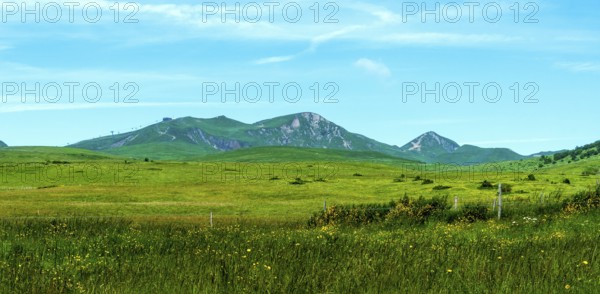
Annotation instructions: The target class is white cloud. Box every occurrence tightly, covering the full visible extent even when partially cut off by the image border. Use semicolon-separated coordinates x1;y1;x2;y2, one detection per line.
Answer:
377;33;519;45
307;25;365;51
556;62;600;73
354;58;391;78
396;118;473;126
465;137;577;146
253;55;296;65
0;102;225;113
344;2;401;24
0;1;534;52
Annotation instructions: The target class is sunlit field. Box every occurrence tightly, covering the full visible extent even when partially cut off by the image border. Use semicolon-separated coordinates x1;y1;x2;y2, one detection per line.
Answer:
1;147;599;221
0;147;599;292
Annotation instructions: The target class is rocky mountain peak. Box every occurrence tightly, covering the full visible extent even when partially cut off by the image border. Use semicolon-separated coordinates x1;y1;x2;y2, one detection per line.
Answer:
400;131;460;155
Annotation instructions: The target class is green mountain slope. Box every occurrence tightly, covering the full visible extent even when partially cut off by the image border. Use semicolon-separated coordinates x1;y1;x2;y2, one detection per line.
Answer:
197;146;417;164
399;131;460;161
399;132;524;163
70;112;413;161
435;144;525;164
69;113;534;164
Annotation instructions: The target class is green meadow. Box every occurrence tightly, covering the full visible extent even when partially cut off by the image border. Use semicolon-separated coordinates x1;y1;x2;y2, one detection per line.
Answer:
0;146;598;220
0;146;599;292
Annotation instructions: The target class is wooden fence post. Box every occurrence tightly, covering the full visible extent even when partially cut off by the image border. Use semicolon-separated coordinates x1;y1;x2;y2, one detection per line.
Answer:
210;211;213;228
539;192;544;205
324;200;327;212
497;183;502;220
492;199;496;211
454;196;458;211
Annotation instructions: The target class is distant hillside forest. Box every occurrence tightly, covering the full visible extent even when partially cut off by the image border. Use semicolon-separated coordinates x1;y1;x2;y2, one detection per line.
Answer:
553;140;600;161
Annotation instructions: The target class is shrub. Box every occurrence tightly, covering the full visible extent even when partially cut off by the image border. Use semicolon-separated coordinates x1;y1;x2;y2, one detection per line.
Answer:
457;204;489;223
353;173;363;177
500;183;513;193
308;202;395;226
527;174;536;181
581;167;599;176
386;195;449;224
563;178;571;185
421;179;434;185
432;185;451;190
289;178;306;185
479;180;494;189
562;186;600;212
414;176;422;181
309;195;451;226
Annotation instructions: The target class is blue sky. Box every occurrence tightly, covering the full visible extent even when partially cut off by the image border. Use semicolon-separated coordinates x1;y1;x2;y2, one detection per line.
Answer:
0;0;598;155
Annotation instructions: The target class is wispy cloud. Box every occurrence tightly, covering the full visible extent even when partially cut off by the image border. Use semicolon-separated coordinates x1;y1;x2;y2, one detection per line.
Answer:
354;58;391;78
556;62;600;73
253;55;296;65
395;118;473;126
465;137;577;146
377;33;520;45
254;25;365;65
0;61;204;82
344;1;401;24
0;102;227;113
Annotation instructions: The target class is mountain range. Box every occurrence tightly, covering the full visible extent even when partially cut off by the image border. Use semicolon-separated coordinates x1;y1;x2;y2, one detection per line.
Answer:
68;112;527;164
0;140;7;148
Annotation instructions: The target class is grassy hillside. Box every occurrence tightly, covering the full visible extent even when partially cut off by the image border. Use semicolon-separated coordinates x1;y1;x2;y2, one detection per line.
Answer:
102;142;216;161
553;140;600;161
0;147;118;162
196;146;417;164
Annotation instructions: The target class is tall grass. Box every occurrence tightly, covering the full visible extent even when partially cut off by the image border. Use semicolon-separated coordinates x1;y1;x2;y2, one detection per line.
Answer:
0;210;598;293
